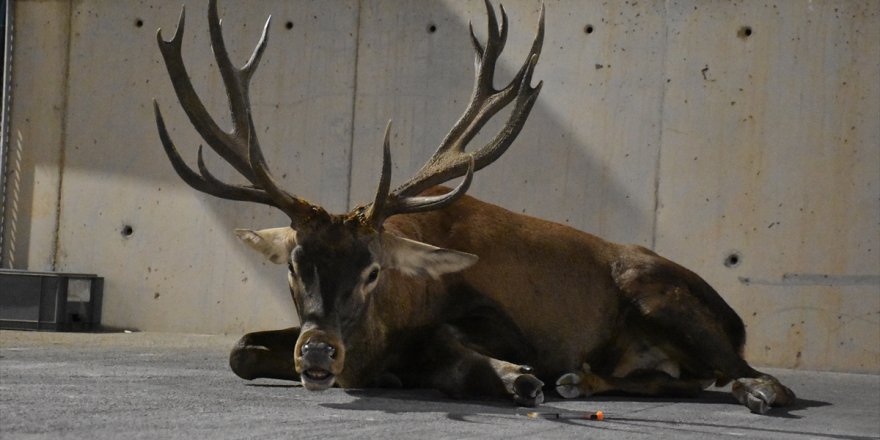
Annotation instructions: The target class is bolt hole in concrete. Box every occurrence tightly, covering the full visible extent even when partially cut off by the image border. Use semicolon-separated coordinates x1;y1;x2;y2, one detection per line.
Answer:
427;23;437;33
122;225;134;238
737;25;752;39
584;24;594;34
285;21;293;30
135;18;144;28
724;252;742;268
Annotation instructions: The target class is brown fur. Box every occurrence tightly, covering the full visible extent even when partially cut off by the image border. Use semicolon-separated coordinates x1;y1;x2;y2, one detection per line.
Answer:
231;187;796;413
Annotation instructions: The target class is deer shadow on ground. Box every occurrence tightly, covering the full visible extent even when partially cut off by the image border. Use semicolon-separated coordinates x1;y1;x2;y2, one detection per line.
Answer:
318;388;843;438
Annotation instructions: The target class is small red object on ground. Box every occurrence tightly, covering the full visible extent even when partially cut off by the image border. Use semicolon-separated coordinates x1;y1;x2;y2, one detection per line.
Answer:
526;410;605;420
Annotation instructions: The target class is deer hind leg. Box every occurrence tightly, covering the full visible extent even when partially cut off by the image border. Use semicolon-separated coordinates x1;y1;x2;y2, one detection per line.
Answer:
555;338;709;399
229;327;300;381
555;362;707;399
612;260;796;413
402;324;544;406
636;295;795;414
730;374;796;414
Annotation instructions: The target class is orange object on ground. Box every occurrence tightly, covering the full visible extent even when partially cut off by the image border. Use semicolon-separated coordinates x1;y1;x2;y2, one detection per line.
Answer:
525;410;605;420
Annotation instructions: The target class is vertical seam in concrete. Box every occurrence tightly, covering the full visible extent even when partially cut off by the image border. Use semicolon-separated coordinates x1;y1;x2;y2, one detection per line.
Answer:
344;0;363;211
650;0;672;251
0;0;15;266
51;2;74;271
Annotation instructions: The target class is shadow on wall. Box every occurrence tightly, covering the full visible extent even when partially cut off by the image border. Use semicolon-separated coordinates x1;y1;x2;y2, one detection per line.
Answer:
348;0;654;246
3;0;673;333
18;0;650;255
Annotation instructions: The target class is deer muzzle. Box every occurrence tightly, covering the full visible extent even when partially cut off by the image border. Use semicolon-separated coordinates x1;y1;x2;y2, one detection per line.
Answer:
294;328;346;391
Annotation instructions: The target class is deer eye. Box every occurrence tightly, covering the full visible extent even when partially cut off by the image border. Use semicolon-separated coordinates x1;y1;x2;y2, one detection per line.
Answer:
366;267;380;284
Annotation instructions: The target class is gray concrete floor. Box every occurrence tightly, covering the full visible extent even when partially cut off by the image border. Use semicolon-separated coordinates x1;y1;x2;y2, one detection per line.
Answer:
1;330;878;440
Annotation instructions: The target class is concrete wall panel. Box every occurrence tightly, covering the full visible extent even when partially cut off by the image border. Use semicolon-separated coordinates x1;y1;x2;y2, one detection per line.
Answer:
655;0;880;372
3;1;71;271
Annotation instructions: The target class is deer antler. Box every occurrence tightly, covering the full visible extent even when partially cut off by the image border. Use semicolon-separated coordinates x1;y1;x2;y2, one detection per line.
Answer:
364;0;545;228
153;0;328;231
155;0;543;233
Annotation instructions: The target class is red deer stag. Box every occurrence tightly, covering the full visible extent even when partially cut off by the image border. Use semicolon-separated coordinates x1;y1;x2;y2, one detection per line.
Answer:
154;0;795;413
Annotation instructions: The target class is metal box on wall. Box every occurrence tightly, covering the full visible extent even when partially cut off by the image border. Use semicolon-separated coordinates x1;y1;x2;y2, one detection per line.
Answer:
0;269;103;331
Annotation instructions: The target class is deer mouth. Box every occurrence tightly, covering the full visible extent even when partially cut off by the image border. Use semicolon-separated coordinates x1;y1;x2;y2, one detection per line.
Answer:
295;330;345;391
302;368;335;390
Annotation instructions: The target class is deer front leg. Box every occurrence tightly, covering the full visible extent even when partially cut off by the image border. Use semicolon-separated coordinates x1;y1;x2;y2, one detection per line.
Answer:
489;358;546;406
229;327;301;381
406;325;544;406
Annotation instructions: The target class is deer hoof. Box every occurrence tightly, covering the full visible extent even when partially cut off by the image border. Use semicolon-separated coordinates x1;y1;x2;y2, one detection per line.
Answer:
555;373;583;399
745;391;770;414
513;374;545;407
733;378;778;414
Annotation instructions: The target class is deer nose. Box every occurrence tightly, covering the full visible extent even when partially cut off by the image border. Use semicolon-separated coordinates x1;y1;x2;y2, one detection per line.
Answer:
301;341;336;358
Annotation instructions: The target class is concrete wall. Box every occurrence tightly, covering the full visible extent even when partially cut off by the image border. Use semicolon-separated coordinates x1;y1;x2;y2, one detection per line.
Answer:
4;0;878;373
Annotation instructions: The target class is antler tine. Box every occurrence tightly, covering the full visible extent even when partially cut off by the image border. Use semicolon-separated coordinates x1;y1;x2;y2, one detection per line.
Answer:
375;1;543;218
154;101;276;205
207;0;320;223
472;0;508;100
364;120;394;229
156;4;255;181
363;121;476;227
155;0;327;230
207;0;266;146
388;157;475;215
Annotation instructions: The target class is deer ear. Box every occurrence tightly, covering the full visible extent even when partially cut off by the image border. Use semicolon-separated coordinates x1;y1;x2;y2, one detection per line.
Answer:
381;232;478;279
235;227;298;264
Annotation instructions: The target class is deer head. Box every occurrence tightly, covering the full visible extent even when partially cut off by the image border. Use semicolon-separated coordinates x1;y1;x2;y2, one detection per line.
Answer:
154;0;543;390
